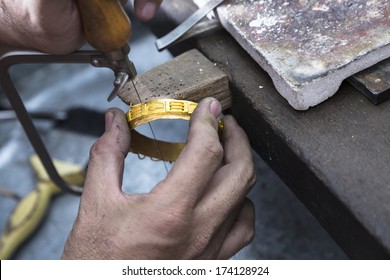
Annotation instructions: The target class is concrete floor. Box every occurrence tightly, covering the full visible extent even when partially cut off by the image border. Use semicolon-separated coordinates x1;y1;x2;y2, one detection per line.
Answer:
0;15;347;260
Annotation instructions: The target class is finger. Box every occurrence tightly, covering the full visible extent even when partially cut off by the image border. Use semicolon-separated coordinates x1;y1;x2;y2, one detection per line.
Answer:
83;108;131;199
153;98;223;205
197;116;256;222
194;199;242;259
194;198;254;259
217;199;255;259
222;115;253;165
133;0;163;21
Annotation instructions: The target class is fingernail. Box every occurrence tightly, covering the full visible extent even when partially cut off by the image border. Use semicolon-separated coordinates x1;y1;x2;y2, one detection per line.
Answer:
210;100;222;119
140;2;157;21
105;111;114;131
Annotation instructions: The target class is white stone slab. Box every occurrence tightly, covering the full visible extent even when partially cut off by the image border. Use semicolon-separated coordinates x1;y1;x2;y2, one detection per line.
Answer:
196;0;390;110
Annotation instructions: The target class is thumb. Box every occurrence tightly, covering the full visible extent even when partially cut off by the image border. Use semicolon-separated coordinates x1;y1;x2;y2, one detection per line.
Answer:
83;108;131;199
156;98;222;204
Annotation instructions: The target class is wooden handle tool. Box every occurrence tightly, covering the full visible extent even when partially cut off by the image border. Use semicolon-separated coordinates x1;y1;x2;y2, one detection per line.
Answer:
76;0;137;101
76;0;131;52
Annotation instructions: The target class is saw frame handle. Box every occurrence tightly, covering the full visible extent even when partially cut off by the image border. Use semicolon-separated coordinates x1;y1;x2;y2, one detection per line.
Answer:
76;0;132;52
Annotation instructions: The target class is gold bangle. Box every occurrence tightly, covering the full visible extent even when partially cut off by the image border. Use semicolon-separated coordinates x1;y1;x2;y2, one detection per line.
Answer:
126;99;223;162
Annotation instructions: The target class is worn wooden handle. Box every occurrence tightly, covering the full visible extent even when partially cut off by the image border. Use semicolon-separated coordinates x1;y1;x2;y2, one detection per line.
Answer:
76;0;131;52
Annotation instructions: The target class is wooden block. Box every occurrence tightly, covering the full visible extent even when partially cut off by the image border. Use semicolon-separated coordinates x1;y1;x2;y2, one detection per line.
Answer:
118;49;232;109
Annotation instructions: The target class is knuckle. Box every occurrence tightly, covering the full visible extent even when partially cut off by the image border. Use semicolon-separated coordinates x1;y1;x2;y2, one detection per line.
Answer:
89;138;126;164
191;230;212;254
243;221;255;245
202;140;223;163
236;160;256;190
89;140;107;158
247;167;257;187
89;138;123;159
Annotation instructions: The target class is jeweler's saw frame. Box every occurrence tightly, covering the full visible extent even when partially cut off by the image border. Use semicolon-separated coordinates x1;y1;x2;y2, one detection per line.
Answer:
0;49;134;194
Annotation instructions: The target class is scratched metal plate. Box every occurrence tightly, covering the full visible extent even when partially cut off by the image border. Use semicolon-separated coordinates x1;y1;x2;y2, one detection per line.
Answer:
211;0;390;110
349;57;390;104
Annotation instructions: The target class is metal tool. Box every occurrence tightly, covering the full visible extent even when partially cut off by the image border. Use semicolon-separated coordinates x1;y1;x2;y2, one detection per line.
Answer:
155;0;225;51
76;0;137;101
0;108;68;122
0;155;85;259
0;50;121;194
348;57;390;104
0;0;137;194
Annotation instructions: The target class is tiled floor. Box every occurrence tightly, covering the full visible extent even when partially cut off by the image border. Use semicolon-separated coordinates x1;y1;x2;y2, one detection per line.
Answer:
0;14;347;260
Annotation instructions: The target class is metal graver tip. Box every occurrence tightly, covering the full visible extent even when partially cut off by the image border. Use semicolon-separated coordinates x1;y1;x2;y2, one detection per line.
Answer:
107;72;129;102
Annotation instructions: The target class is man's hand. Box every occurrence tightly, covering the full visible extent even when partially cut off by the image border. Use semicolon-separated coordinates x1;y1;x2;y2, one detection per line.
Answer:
0;0;83;53
133;0;163;21
62;98;256;259
0;0;162;54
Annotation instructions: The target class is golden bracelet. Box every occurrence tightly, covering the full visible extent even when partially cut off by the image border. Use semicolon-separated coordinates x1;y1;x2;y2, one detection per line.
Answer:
126;99;223;162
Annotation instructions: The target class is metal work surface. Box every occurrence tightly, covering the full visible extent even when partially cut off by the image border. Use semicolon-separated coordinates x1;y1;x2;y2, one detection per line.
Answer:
212;0;390;110
0;15;346;259
349;57;390;104
151;0;390;259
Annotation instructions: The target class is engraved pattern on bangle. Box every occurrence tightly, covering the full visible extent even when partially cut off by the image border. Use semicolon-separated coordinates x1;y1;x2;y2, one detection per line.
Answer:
126;99;223;162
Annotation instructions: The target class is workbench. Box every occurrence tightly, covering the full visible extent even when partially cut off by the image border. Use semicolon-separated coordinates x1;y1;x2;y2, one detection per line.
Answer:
149;0;390;259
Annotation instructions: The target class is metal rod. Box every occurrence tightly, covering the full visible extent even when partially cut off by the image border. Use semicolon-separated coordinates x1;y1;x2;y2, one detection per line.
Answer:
155;0;224;51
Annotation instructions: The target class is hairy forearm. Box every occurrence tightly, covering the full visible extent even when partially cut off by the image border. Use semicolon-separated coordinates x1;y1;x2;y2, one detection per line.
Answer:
0;0;161;54
0;0;83;54
0;1;25;51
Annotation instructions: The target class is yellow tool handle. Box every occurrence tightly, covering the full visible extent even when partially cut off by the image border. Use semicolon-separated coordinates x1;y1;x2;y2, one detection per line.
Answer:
76;0;132;52
0;183;60;260
0;156;85;260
